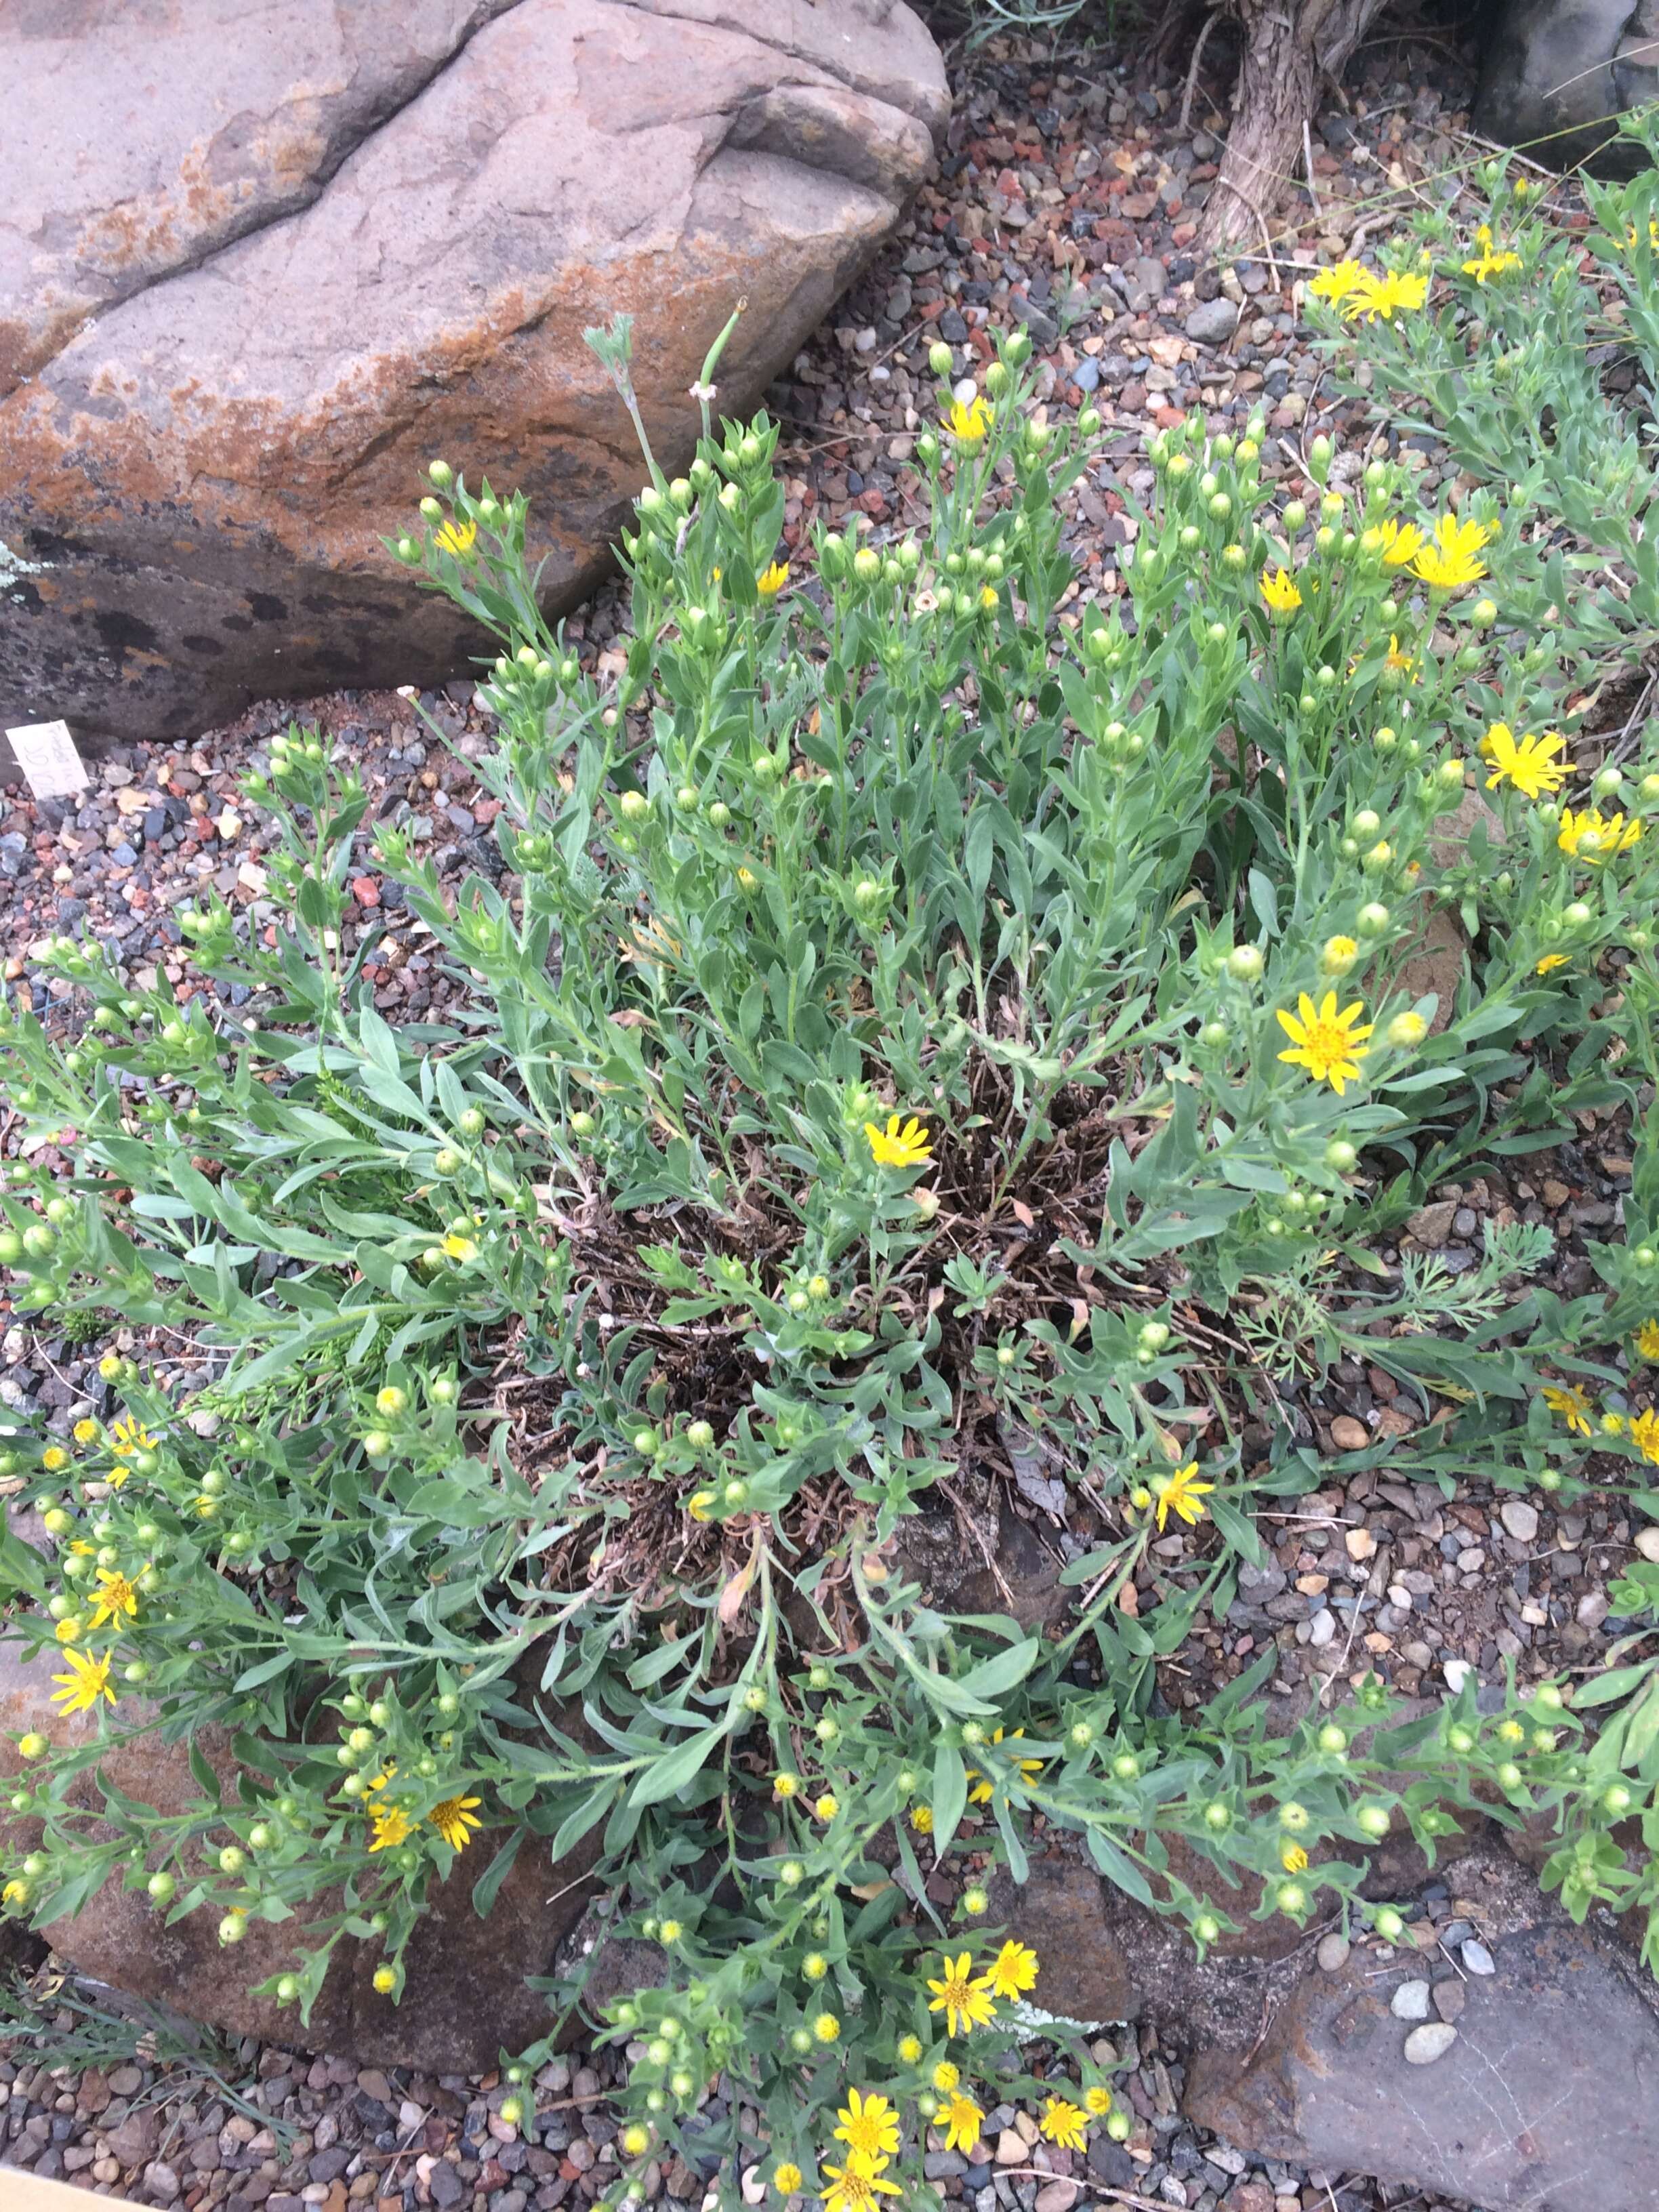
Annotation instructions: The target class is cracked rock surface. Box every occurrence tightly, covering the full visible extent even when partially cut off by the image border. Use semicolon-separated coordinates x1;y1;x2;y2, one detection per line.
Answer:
0;0;946;743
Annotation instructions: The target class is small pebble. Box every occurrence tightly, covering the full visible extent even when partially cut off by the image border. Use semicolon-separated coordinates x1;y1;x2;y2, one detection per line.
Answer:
1433;1978;1467;2022
1316;1933;1350;1972
1499;1500;1539;1542
1404;2022;1459;2064
1462;1939;1496;1975
1391;1980;1431;2020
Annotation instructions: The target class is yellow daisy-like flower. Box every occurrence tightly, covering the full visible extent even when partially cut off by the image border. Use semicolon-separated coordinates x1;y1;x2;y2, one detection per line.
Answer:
1280;1841;1310;1873
864;1115;933;1169
1084;2087;1114;2116
54;1618;84;1644
41;1447;69;1473
909;1805;934;1835
942;2091;985;2154
815;1793;840;1822
50;1645;115;1715
1629;1408;1659;1466
88;1568;141;1631
1259;565;1302;617
1483;724;1571;799
944;395;993;449
833;2090;900;2165
687;1490;716;1522
821;2158;900;2212
368;1803;415;1852
931;2060;960;2093
1149;1460;1214;1532
773;2163;804;2196
966;1727;1044;1805
926;1952;998;2037
1535;954;1570;975
1557;806;1642;863
1308;260;1371;309
429;1794;483;1851
1412;513;1493;591
1382;635;1415;677
756;562;790;598
1275;992;1374;1095
73;1418;100;1445
1375;519;1425;569
1633;1320;1659;1362
1343;268;1427;322
1541;1383;1593;1438
1039;2097;1088;2152
110;1416;157;1460
984;1938;1040;2001
434;518;478;560
897;2036;924;2066
1462;226;1523;283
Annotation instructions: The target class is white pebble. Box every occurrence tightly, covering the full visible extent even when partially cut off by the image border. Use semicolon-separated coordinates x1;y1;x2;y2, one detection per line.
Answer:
1404;2022;1458;2064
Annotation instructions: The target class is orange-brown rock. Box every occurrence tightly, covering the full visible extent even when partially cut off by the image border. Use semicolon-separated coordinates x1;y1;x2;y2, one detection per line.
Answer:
0;1639;603;2072
0;0;946;744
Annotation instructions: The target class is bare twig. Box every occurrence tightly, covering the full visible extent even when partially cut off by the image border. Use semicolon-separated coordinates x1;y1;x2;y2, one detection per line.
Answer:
1179;8;1225;134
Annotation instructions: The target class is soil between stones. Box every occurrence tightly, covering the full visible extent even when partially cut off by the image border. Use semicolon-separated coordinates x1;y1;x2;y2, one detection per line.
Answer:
1;16;1650;2212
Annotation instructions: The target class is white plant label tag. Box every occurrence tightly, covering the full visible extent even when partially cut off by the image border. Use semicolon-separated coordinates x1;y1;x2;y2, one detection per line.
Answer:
7;718;87;800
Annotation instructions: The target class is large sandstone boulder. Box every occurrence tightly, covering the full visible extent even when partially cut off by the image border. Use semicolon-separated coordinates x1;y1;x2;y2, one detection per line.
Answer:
1475;0;1659;174
0;1639;604;2073
0;0;946;745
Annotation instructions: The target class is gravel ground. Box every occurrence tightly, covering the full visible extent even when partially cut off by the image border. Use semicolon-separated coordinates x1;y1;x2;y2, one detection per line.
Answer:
0;1983;1465;2212
0;20;1641;2212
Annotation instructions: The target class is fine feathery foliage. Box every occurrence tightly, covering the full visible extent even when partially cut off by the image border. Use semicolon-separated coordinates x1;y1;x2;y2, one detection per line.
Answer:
1;251;1659;2198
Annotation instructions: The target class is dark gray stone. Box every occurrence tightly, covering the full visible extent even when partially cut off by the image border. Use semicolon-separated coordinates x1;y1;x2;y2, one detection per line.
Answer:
1476;0;1659;173
1185;298;1240;347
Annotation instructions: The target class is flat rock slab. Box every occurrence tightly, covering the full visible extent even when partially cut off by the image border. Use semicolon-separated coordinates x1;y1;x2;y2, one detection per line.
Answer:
0;0;946;743
1185;1887;1659;2211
